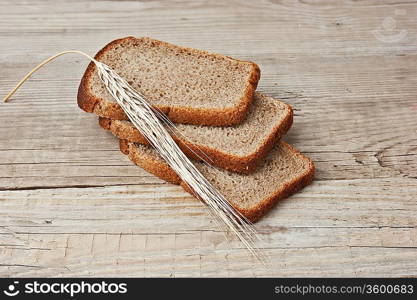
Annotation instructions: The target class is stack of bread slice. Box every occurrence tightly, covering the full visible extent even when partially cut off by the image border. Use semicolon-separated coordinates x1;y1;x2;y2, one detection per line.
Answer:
77;37;314;222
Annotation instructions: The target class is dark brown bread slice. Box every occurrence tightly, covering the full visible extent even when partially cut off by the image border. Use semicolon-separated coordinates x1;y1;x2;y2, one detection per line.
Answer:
78;36;260;126
119;139;314;222
100;92;293;174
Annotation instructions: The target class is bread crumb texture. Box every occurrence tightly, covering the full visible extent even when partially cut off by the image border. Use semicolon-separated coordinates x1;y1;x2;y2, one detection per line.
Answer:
89;37;258;109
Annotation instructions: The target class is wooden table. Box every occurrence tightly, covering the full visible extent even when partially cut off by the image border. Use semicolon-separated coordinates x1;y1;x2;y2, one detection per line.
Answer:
1;0;416;277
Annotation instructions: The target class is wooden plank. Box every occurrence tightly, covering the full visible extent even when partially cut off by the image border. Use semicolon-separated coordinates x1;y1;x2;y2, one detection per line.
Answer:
0;179;416;276
0;234;416;277
0;0;416;277
1;178;416;232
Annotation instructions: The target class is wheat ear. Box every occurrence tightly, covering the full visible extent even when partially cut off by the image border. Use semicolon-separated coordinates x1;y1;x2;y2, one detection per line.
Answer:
2;51;265;262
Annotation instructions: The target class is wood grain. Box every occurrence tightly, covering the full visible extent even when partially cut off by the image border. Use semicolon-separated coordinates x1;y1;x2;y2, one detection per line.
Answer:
0;0;416;277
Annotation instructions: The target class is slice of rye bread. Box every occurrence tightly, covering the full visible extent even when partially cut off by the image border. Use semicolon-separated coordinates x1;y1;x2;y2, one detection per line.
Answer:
78;36;260;126
119;139;314;222
99;92;293;174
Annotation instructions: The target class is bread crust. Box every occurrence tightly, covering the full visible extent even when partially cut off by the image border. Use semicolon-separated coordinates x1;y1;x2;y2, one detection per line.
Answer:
99;102;292;174
78;36;260;126
120;139;315;222
120;139;181;185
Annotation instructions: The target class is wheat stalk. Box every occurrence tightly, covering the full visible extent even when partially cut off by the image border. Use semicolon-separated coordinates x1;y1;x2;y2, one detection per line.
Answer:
2;51;265;262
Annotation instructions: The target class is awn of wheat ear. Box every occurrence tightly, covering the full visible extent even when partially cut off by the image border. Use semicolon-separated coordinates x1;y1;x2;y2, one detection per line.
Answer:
2;51;265;262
